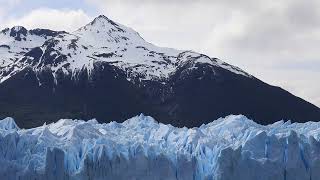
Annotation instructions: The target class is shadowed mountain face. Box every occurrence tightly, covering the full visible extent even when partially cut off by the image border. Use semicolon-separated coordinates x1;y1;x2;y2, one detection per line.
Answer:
0;15;319;128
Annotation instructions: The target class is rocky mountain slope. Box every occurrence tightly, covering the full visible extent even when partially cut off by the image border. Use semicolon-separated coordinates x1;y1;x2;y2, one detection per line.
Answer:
0;15;319;128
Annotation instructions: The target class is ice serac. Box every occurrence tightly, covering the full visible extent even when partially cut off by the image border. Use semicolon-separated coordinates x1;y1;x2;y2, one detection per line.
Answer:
0;114;320;180
0;117;19;131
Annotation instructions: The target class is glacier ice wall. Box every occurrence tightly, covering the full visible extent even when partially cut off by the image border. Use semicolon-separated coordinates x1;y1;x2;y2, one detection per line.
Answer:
0;114;320;180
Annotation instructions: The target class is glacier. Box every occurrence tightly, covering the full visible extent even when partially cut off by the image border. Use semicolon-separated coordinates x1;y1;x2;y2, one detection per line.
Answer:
0;114;320;180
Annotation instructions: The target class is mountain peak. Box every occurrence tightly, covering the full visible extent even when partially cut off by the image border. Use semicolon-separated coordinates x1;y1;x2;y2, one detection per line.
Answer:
88;15;120;28
76;14;126;34
75;15;145;45
11;26;27;32
94;15;112;21
6;26;28;41
1;26;27;36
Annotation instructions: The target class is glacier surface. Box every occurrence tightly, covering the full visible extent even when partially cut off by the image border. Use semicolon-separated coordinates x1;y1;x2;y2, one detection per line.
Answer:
0;114;320;180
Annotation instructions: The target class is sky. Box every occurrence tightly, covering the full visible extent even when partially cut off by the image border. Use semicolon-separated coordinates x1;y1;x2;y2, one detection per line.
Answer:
0;0;319;107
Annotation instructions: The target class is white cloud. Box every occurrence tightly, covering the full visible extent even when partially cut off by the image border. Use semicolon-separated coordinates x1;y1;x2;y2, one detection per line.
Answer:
0;0;23;22
1;8;93;32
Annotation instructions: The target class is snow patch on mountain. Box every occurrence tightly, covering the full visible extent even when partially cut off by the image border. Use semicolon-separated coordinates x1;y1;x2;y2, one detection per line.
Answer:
0;114;319;180
0;15;252;84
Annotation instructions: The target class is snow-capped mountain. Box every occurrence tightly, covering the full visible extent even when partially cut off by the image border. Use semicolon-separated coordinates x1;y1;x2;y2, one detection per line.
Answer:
0;15;319;128
0;26;64;76
1;114;320;180
0;15;249;84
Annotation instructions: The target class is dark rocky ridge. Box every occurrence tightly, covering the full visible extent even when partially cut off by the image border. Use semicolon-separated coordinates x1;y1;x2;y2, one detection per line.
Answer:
0;60;319;128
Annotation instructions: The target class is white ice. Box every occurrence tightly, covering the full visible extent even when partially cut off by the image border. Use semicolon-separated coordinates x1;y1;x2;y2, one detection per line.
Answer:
0;114;319;180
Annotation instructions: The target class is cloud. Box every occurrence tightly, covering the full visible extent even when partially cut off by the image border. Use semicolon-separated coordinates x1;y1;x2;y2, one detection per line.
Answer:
1;8;93;32
0;0;23;21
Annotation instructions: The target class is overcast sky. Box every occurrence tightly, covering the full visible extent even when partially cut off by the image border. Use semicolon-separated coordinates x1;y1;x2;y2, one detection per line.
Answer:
0;0;319;107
